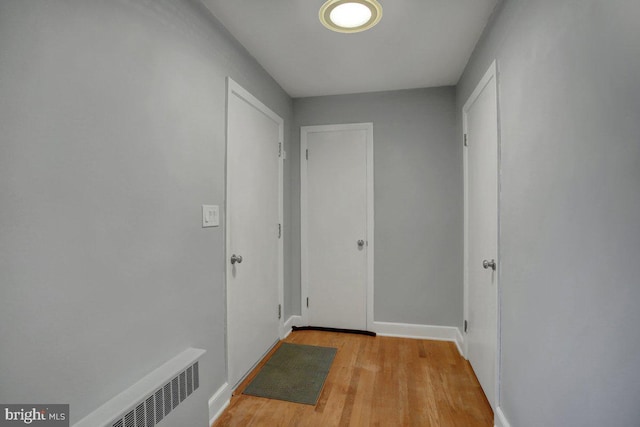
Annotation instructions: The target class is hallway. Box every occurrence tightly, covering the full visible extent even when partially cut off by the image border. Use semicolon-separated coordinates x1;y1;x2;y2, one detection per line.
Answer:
2;2;639;426
214;331;493;427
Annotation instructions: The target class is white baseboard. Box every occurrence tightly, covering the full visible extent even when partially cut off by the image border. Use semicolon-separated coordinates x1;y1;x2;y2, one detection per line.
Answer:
283;315;302;338
495;406;511;427
454;327;465;357
208;382;231;426
373;321;465;357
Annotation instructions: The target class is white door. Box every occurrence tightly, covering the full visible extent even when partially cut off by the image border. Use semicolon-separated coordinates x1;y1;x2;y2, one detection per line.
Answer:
301;124;374;331
464;62;499;410
226;79;283;388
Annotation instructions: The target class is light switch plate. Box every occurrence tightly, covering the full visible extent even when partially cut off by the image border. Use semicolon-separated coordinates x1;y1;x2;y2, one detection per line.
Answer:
202;205;219;227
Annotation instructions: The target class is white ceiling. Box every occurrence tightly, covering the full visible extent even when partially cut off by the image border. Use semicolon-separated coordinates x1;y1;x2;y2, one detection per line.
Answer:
202;0;500;98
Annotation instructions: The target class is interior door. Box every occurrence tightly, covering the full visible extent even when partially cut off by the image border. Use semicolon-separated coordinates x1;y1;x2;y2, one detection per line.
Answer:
465;65;499;410
302;124;372;331
227;79;282;388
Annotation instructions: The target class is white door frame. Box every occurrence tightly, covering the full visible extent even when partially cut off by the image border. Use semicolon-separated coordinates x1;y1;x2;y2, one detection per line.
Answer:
300;123;375;331
462;61;501;409
225;77;285;384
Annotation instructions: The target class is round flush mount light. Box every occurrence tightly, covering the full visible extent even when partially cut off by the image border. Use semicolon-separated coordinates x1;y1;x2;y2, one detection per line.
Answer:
319;0;383;34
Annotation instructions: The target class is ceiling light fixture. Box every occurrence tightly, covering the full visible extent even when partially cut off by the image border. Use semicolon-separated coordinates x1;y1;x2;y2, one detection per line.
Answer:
319;0;383;34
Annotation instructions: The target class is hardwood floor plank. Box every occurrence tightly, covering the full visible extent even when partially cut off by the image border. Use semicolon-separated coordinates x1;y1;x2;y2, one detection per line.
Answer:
212;331;493;427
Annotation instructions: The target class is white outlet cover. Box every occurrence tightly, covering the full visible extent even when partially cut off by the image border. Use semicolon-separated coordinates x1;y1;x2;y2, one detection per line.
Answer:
202;205;219;227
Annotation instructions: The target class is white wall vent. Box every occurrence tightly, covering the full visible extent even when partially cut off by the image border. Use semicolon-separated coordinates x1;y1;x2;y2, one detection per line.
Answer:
110;361;199;427
74;348;205;427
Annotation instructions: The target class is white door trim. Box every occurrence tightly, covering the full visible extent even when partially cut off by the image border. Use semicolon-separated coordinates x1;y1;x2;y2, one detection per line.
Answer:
462;60;501;410
300;123;375;331
225;77;285;385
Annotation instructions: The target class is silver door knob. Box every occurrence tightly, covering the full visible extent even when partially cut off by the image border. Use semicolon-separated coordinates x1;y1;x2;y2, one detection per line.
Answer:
231;254;243;265
482;259;496;270
357;240;365;248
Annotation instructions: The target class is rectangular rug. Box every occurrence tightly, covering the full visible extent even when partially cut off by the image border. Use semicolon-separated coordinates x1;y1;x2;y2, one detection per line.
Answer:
243;342;337;405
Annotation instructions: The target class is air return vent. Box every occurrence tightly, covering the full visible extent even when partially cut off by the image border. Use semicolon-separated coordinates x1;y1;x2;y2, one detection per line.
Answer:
74;348;205;427
109;361;199;427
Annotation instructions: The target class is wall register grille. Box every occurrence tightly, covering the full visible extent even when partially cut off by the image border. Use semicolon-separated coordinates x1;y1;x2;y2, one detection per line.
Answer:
110;362;199;427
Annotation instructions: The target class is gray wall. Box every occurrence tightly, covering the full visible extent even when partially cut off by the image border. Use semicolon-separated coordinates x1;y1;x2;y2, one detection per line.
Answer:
457;0;640;425
0;1;292;425
293;88;462;327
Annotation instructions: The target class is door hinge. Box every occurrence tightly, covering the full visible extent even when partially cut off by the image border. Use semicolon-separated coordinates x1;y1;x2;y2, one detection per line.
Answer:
278;304;282;319
464;320;468;333
306;297;309;308
463;134;468;147
278;142;282;158
306;149;309;160
278;223;282;239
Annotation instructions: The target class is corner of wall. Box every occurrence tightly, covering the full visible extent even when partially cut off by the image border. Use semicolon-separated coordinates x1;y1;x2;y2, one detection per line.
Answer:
495;406;511;427
208;382;231;427
454;327;465;357
283;315;303;339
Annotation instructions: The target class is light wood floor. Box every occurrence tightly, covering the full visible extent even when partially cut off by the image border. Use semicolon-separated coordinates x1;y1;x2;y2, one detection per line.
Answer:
213;330;493;427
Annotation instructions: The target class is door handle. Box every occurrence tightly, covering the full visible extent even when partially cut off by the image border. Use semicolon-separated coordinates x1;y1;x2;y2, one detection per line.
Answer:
231;254;243;265
357;240;365;248
482;259;496;270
